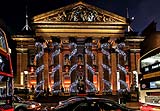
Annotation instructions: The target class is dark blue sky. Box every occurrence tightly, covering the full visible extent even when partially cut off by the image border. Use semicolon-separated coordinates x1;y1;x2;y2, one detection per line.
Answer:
0;0;160;34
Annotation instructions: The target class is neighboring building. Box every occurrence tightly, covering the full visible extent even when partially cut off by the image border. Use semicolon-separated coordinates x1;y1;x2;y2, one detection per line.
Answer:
139;21;160;110
12;1;143;95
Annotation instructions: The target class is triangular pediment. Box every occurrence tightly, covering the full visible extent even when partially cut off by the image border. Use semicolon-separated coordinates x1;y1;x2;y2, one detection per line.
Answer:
33;1;126;23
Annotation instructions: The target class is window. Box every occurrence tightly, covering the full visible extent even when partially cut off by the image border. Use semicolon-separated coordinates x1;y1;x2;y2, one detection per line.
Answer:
0;76;12;105
0;32;7;51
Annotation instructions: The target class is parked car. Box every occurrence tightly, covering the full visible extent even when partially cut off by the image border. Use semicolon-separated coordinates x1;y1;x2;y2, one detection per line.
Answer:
13;95;41;111
52;96;134;111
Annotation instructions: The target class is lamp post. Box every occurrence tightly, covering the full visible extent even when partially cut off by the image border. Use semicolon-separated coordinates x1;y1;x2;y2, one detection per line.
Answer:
24;70;28;88
24;70;28;99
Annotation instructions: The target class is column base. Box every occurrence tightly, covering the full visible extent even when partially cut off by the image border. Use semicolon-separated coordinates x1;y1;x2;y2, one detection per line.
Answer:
112;90;117;95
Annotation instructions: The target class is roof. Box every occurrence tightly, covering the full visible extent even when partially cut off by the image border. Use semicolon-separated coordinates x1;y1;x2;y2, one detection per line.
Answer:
33;1;126;23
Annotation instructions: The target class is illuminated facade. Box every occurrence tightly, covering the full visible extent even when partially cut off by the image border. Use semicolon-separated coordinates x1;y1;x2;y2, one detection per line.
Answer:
12;1;143;95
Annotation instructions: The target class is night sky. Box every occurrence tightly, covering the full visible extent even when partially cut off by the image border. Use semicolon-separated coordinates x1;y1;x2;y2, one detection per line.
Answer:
0;0;160;35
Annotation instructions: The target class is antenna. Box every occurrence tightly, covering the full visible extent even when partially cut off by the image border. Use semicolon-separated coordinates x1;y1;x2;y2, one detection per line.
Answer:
126;8;129;19
22;5;31;31
126;8;134;32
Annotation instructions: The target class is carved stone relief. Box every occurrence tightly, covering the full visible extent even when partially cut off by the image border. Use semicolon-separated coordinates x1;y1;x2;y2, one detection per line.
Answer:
42;5;119;22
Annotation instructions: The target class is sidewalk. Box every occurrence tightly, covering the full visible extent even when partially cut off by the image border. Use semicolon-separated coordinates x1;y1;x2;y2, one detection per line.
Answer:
126;102;140;110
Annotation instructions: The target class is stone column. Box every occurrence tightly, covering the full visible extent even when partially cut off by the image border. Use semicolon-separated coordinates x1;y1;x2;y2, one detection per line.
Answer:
16;53;22;84
111;52;117;95
85;54;88;80
130;52;137;71
59;52;63;88
98;51;103;94
43;48;49;90
16;52;28;85
85;53;88;92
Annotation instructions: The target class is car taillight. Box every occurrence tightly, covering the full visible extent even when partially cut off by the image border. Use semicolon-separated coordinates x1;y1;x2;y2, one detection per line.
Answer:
140;104;156;111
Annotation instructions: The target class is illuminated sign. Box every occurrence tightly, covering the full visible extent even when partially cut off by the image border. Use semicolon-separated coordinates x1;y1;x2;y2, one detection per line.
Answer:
141;62;160;73
150;81;160;89
141;53;160;68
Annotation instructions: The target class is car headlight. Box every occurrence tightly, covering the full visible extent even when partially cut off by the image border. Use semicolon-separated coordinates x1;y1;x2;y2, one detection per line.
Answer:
38;103;41;106
59;101;62;105
28;104;36;109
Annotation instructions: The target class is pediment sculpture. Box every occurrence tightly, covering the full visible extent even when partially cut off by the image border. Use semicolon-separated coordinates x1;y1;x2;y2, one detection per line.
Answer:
40;5;120;22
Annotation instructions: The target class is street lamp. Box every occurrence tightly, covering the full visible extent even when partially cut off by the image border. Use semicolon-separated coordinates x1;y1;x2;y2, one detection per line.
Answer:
24;70;28;75
24;70;28;99
24;70;28;88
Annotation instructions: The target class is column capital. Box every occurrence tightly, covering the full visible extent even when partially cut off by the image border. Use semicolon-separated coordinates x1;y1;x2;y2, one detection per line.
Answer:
44;47;50;52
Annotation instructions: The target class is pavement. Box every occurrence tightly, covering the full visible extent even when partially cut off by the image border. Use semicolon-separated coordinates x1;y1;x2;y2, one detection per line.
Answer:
125;102;140;110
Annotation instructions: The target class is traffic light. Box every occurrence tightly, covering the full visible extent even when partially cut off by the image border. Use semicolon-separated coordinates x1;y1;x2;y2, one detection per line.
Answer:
125;65;129;72
133;74;137;85
133;71;138;88
30;67;34;72
78;65;83;69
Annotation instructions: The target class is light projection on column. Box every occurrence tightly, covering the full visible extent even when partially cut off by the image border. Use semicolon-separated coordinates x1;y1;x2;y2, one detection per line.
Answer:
101;49;110;60
52;80;61;93
69;49;77;60
101;43;110;60
85;43;94;60
51;41;60;64
51;38;61;93
102;78;112;92
69;43;77;60
34;42;44;61
86;64;95;75
35;65;44;76
52;42;59;47
118;80;128;92
115;42;126;61
117;42;125;48
52;48;60;59
117;64;127;75
34;41;45;96
85;79;96;92
69;80;78;93
35;80;45;97
51;64;61;78
85;43;93;47
69;64;78;76
115;41;128;93
102;64;111;75
85;48;94;60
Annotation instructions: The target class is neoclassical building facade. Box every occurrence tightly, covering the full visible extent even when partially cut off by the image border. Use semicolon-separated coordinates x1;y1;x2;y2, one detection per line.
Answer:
12;1;143;95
